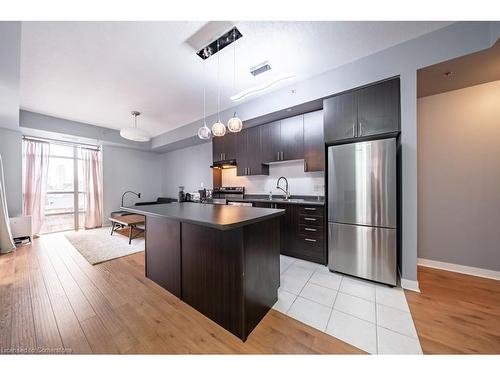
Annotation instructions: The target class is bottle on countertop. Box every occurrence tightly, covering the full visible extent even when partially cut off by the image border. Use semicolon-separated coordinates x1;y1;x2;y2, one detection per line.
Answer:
178;186;185;202
269;191;273;201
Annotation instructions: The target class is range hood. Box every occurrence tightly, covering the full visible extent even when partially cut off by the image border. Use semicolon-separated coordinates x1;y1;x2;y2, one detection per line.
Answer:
210;159;237;169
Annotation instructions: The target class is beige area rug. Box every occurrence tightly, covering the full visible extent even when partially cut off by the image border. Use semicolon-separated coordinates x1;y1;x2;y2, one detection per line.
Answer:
64;227;144;265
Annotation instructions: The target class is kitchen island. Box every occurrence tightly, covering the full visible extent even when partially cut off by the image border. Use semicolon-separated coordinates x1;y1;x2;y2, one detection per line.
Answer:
122;202;285;341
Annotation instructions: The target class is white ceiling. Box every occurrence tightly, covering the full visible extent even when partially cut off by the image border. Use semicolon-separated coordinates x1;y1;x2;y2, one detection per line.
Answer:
20;21;452;137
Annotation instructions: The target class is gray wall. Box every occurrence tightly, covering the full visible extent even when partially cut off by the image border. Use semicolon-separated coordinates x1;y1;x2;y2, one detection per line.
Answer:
0;22;22;217
0;22;21;131
161;142;213;198
0;128;22;217
418;81;500;271
102;145;163;221
157;22;500;284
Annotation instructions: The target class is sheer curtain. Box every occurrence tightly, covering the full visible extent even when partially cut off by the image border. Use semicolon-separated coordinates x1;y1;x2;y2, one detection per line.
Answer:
82;148;103;229
22;139;50;236
0;154;15;253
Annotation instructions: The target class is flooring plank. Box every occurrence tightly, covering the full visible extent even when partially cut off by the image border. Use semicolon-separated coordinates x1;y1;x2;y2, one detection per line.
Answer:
0;251;15;351
35;241;92;353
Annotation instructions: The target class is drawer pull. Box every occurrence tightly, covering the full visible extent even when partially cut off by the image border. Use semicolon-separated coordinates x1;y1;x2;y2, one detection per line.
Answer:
304;207;316;211
304;217;317;221
304;228;317;232
304;238;317;242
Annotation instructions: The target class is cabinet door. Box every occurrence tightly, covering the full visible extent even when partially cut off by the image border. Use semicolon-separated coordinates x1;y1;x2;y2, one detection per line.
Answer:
303;110;325;172
212;136;224;162
280;115;304;161
247;126;268;175
323;91;357;143
276;204;298;256
223;132;238;160
260;121;281;163
235;129;248;176
357;78;400;137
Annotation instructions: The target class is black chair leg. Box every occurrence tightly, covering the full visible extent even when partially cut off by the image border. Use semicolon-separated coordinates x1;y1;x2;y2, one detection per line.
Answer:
110;222;115;236
129;225;133;245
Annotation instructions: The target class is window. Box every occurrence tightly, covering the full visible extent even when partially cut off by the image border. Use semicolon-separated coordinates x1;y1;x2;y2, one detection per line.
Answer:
40;143;90;233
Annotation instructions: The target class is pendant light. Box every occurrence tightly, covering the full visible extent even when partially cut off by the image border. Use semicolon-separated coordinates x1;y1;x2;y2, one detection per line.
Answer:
197;63;211;140
211;40;226;137
120;111;151;142
227;28;243;133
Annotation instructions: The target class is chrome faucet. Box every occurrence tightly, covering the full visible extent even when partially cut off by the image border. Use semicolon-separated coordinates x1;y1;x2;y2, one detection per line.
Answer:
276;176;290;200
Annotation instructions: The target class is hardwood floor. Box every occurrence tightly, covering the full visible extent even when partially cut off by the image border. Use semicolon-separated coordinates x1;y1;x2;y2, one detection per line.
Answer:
405;266;500;354
0;234;362;354
1;234;499;354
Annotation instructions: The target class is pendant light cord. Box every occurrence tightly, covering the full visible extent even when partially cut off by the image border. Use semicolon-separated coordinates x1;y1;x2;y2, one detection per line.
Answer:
217;40;221;122
233;28;236;93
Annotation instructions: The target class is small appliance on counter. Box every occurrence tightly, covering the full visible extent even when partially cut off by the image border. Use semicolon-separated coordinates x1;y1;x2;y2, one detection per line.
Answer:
211;186;245;205
185;192;201;202
178;186;185;202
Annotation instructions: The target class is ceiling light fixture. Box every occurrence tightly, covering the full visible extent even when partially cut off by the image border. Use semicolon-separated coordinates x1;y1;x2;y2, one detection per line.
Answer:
230;74;296;102
211;40;226;137
120;111;151;142
227;28;242;133
197;62;211;140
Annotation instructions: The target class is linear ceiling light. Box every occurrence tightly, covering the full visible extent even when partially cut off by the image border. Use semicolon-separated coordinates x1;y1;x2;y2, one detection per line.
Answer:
230;74;296;102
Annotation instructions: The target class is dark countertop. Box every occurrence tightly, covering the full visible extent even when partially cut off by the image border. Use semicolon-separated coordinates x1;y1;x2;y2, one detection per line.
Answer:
227;195;325;206
121;202;285;231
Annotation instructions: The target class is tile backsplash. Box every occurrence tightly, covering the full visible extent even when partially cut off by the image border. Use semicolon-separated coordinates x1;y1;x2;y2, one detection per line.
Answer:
222;159;325;197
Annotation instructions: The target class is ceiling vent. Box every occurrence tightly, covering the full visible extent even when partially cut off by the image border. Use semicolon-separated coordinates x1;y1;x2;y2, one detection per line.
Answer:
250;61;271;76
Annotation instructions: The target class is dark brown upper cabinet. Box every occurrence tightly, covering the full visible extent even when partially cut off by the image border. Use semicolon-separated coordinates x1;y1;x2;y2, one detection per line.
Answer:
236;126;269;176
260;115;304;163
303;110;324;172
280;115;304;161
323;91;357;142
212;131;238;162
260;120;281;163
357;78;400;137
323;78;400;143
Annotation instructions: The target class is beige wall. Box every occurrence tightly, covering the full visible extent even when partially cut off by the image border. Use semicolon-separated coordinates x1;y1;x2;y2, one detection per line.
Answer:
417;80;500;271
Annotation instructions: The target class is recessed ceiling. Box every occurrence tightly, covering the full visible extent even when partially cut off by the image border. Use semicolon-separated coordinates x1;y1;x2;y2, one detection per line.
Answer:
417;39;500;98
20;21;452;137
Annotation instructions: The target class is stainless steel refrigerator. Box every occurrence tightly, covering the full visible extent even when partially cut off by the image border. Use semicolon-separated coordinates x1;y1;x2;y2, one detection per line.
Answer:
327;138;397;286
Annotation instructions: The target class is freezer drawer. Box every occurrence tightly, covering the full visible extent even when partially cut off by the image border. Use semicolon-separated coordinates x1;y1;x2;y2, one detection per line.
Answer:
327;138;396;228
328;222;397;286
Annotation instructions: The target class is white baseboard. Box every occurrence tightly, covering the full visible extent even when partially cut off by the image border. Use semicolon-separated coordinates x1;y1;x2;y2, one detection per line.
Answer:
400;278;420;292
418;258;500;281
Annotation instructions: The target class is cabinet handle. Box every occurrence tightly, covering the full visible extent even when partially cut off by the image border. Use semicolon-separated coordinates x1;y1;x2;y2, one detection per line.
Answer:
305;238;317;242
248;167;251;175
304;217;317;221
359;122;362;136
304;207;316;211
277;152;279;161
304;228;317;232
352;123;356;137
281;151;284;160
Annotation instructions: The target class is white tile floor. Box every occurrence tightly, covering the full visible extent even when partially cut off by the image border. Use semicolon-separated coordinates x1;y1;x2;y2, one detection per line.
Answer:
274;255;423;354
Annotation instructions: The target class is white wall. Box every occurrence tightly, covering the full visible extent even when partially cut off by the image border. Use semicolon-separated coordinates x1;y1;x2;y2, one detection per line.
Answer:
222;160;324;197
160;142;213;198
418;80;500;271
102;145;163;221
0;22;21;131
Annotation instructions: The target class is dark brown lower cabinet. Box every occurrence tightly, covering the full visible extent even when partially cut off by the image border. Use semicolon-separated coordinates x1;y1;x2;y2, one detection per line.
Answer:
144;215;280;341
252;202;326;264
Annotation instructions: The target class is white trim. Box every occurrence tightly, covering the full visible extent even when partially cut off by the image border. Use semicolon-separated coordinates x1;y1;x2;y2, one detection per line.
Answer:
418;258;500;281
400;278;420;292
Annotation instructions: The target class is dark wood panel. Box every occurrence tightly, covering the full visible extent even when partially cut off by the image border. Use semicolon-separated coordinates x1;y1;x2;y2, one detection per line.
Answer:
303;110;325;172
181;223;245;339
280;115;304;161
247;125;269;175
243;218;280;339
260;120;281;163
212;136;224;162
298;205;324;216
223;132;238;160
357;78;400;136
276;203;298;257
324;90;357;143
236;128;247;176
145;216;181;298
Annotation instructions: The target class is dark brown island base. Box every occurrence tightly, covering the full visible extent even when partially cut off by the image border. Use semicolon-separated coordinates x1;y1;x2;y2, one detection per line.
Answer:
122;202;285;341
